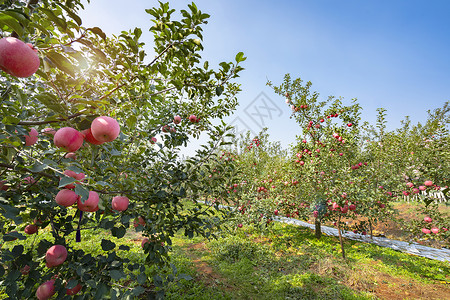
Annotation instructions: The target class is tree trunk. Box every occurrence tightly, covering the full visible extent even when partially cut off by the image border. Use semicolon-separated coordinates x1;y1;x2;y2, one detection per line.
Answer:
314;219;322;239
337;215;346;259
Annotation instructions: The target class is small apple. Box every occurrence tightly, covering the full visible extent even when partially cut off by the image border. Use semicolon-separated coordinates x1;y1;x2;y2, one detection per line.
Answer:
91;116;120;143
349;204;356;211
0;180;9;191
77;191;99;212
0;37;40;78
66;282;82;295
133;216;146;227
20;265;31;275
431;227;439;234
55;189;79;207
173;115;181;124
24;128;38;146
45;245;67;268
188;115;197;123
424;216;432;223
54;127;84;152
150;137;157;144
421;228;431;234
419;185;426;191
36;280;55;300
424;180;433;187
65;152;77;160
237;223;243;228
141;238;149;249
406;182;414;188
41;128;56;136
111;196;129;212
24;224;38;234
81;128;104;145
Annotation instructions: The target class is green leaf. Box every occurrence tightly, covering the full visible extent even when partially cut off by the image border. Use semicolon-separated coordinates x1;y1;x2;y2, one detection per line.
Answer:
46;51;75;77
94;283;109;298
40;8;67;30
88;27;106;40
0;13;24;36
2;116;20;125
35;92;68;114
31;162;47;172
56;3;82;26
110;269;125;280
111;226;126;238
74;184;90;202
58;176;77;188
101;239;116;251
132;286;146;296
235;52;246;63
126;115;137;129
215;86;224;96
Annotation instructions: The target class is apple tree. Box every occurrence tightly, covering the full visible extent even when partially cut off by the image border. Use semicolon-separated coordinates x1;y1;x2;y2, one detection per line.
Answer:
0;0;245;298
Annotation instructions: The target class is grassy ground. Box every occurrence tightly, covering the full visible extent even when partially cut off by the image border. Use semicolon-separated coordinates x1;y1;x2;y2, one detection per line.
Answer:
165;222;450;300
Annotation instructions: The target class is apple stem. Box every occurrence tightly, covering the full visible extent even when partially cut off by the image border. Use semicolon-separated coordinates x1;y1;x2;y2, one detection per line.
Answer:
76;210;83;242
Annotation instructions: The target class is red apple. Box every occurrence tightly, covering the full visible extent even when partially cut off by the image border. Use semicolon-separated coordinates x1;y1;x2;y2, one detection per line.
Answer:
188;115;197;123
133;216;146;227
111;196;129;212
150;137;157;144
20;265;31;275
66;283;82;295
36;280;55;300
424;180;433;187
141;238;149;249
54;127;84;152
421;228;431;234
41;128;56;136
406;182;414;188
173;115;181;124
347;123;352;127
55;189;79;207
65;152;77;160
0;37;40;78
424;216;432;223
237;223;243;228
77;191;99;212
24;128;38;146
431;227;439;234
45;245;67;268
81;128;104;145
0;180;9;191
91;116;120;143
349;204;356;211
24;224;38;234
419;185;426;191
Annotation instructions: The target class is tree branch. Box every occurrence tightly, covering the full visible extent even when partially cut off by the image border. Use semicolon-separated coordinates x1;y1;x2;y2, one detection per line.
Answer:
17;113;84;126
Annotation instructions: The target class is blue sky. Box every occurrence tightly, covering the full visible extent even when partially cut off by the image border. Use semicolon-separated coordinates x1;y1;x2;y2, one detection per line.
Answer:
79;0;450;151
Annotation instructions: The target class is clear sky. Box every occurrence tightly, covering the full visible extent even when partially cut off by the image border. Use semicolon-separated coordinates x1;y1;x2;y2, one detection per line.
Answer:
79;0;450;152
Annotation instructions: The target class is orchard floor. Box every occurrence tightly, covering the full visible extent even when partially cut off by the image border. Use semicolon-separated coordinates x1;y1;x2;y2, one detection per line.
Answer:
131;222;450;300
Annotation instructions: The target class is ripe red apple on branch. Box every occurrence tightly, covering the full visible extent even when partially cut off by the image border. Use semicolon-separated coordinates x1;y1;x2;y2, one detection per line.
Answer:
55;189;79;207
91;116;120;143
45;245;68;268
111;196;129;211
36;280;55;300
77;191;100;212
54;127;84;152
24;128;38;146
0;37;40;78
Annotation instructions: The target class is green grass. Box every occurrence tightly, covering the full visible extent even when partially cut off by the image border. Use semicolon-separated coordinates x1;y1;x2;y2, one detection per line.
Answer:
163;222;450;300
